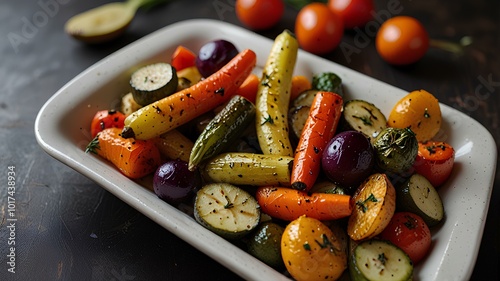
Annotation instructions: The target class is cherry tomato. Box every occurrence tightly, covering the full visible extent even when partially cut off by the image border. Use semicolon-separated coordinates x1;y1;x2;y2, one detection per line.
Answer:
236;0;284;30
376;16;429;65
90;109;126;138
327;0;374;29
413;141;455;187
295;3;344;55
379;212;431;264
387;89;442;142
282;216;347;281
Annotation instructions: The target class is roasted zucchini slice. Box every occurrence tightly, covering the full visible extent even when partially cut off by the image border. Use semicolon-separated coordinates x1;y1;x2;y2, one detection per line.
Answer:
194;183;260;240
130;62;178;106
350;239;413;281
343;99;387;142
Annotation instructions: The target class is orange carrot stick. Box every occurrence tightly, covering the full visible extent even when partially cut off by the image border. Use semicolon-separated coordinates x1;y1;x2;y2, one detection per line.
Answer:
291;91;343;191
122;49;257;140
290;75;312;102
256;186;352;221
86;128;161;179
235;73;259;103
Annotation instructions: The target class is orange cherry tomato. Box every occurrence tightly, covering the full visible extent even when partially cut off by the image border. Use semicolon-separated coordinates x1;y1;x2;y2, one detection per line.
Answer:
413;141;455;187
379;212;432;265
90;109;126;138
281;216;347;281
328;0;374;29
295;3;344;55
387;89;442;142
236;0;284;30
376;16;429;65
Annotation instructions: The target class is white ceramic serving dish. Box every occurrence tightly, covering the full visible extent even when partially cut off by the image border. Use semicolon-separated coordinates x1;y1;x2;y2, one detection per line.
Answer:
35;19;497;281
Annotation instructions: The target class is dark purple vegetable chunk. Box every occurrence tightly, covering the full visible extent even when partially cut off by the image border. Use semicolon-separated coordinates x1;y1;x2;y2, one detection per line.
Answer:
321;131;374;188
153;159;202;204
195;39;239;77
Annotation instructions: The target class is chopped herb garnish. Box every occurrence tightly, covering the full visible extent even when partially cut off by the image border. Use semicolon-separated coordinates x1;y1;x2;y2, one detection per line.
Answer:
426;143;448;155
378;253;387;265
261;114;274;125
85;135;100;154
303;242;311;251
356;193;378;213
315;234;331;249
261;73;271;87
403;215;418;229
314;234;341;255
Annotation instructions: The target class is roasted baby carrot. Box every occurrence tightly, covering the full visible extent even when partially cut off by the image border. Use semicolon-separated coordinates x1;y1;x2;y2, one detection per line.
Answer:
122;49;257;140
290;75;312;102
256;186;352;221
86;128;161;179
291;91;343;191
235;73;259;103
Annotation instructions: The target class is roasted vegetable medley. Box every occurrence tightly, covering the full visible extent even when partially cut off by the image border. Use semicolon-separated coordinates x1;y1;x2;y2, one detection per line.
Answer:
85;31;454;281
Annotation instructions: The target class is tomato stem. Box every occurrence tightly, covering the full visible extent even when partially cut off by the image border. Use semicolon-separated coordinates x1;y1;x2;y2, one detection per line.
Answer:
429;36;473;55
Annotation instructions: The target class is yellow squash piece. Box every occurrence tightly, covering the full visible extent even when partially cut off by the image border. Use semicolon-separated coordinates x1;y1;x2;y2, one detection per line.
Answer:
255;30;298;156
347;173;396;241
153;129;194;163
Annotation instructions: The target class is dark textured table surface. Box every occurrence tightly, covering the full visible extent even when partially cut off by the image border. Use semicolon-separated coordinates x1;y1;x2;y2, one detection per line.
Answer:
1;0;499;280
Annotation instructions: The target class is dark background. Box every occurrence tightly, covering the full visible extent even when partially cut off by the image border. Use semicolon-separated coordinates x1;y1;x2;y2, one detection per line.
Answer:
1;0;499;280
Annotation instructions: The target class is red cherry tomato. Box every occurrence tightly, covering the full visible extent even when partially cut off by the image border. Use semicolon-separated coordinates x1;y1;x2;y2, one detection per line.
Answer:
171;45;196;71
295;3;344;54
379;212;432;264
413;141;455;187
327;0;374;29
236;0;284;30
90;109;126;138
375;16;429;65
